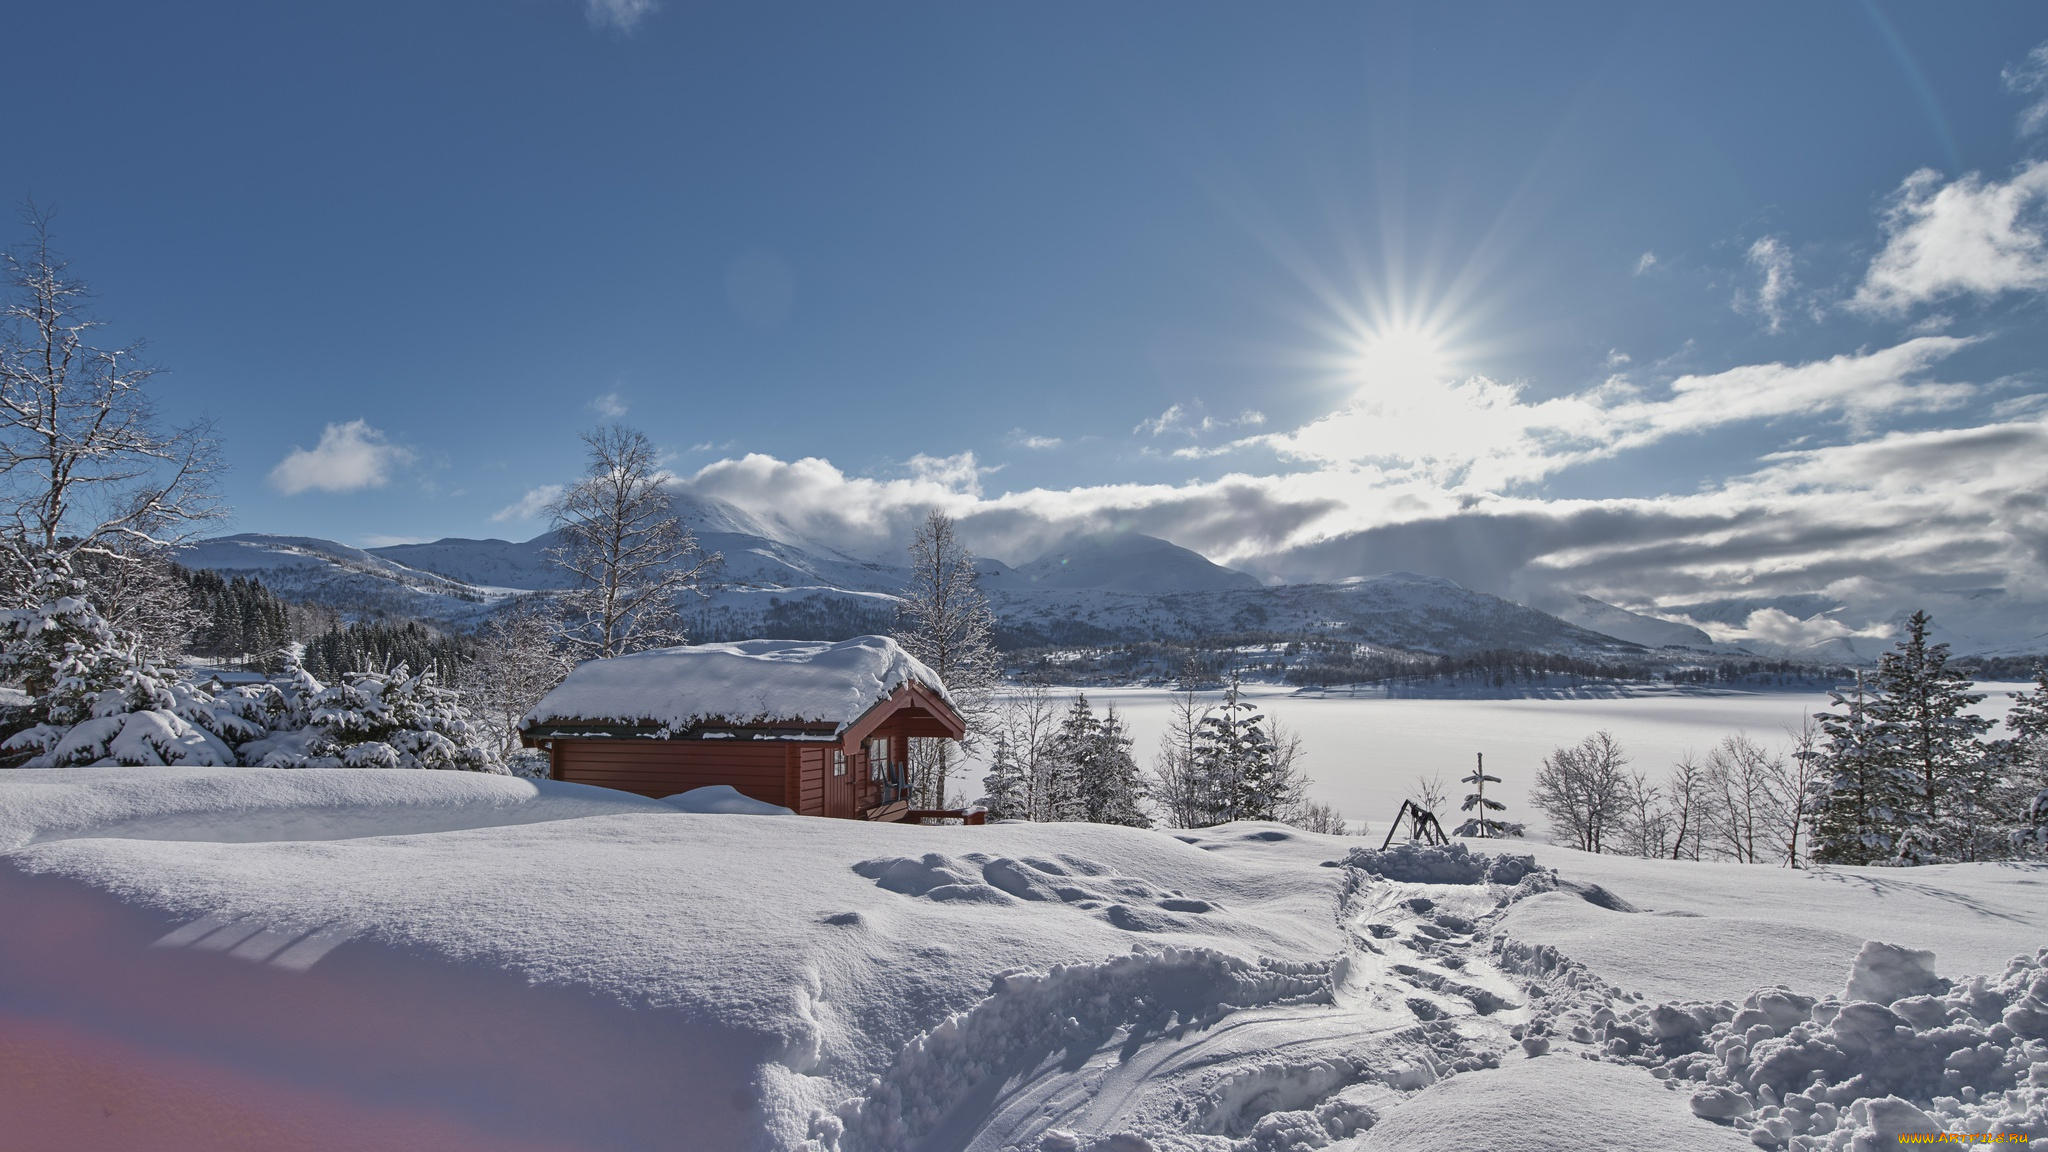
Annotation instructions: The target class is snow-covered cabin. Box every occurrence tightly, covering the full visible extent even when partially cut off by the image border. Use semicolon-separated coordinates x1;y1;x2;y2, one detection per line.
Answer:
519;635;968;821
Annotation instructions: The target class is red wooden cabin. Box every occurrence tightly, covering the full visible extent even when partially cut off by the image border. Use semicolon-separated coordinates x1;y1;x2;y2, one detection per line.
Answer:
518;636;970;822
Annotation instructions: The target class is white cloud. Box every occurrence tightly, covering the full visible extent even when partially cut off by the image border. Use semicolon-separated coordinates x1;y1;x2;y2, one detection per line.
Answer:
1009;430;1064;450
1247;337;1973;488
1134;402;1266;438
268;420;412;495
1736;236;1796;333
492;484;564;524
590;392;628;419
1852;162;2048;314
1634;251;1658;275
2004;42;2048;136
584;0;657;33
360;534;431;548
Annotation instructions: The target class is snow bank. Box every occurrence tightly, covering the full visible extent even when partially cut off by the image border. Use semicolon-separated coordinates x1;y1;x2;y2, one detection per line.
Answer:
663;785;794;816
0;765;666;851
1589;944;2048;1147
522;635;953;733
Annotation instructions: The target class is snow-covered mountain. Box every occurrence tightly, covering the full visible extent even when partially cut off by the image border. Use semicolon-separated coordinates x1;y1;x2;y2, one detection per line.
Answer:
178;498;1649;657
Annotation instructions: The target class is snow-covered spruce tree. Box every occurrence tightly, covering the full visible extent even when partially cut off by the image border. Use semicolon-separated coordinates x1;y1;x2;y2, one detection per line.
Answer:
1867;611;1992;862
1993;664;2048;855
892;509;999;809
1081;704;1149;828
1455;753;1513;838
1188;673;1288;823
980;734;1030;821
545;425;719;662
262;662;498;772
1041;694;1099;823
0;553;252;766
1808;673;1892;865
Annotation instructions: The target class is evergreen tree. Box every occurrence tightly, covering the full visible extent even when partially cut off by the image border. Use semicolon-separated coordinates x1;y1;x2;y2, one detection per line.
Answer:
0;553;250;766
1042;694;1099;822
1995;664;2048;855
1809;673;1891;864
1455;753;1512;838
264;662;498;772
1868;611;1991;861
1188;673;1282;823
980;734;1030;821
1080;704;1150;828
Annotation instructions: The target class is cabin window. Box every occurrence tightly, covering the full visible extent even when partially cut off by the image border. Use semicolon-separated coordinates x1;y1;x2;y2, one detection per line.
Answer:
832;750;847;776
868;738;890;780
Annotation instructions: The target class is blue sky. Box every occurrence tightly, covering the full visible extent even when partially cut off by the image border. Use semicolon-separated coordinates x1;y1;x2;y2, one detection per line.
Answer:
6;2;2048;646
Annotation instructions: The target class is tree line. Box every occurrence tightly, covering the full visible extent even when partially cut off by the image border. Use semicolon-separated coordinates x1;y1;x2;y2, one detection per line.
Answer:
1524;613;2048;866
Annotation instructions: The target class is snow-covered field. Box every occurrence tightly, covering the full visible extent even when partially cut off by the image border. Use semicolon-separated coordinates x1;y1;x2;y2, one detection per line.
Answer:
2;767;2043;1150
1020;684;2032;833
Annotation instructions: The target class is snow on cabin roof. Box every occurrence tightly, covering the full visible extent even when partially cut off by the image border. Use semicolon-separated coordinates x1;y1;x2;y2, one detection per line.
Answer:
521;635;955;735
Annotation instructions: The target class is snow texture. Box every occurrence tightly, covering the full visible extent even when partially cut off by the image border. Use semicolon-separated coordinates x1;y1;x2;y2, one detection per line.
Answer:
522;635;954;733
2;769;2044;1151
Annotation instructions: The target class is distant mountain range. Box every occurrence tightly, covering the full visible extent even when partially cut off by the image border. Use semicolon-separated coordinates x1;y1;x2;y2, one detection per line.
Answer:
179;494;1736;659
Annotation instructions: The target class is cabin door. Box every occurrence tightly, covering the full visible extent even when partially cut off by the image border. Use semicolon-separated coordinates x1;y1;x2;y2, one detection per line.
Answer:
826;746;856;819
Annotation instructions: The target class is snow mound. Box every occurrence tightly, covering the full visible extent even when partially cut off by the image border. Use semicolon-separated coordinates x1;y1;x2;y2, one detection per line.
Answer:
663;785;794;816
1357;1054;1754;1151
1843;940;1946;1004
1596;944;2048;1147
522;635;953;733
1346;841;1538;886
0;766;667;851
831;946;1334;1150
851;851;1226;928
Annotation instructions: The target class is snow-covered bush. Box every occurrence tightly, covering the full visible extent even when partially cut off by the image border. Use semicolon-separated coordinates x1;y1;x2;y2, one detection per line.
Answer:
0;554;253;767
260;661;500;773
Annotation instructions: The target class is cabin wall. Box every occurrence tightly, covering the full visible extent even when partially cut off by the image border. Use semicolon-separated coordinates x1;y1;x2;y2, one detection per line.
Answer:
553;740;797;806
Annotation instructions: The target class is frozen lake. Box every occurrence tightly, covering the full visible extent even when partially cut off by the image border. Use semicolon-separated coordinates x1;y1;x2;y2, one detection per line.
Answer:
975;681;2031;837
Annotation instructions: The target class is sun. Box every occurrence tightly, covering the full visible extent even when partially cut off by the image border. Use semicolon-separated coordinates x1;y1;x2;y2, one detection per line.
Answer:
1353;324;1453;385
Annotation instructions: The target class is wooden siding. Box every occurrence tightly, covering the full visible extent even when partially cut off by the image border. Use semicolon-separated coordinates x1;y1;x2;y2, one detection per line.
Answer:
554;740;795;806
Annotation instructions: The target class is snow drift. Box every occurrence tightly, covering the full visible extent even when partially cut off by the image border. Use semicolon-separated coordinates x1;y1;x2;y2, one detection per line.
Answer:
1;767;2043;1150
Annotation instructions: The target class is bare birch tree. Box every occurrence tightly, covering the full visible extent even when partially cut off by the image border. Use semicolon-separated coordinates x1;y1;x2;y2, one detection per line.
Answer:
1531;730;1629;853
1663;751;1716;861
893;509;999;807
1706;734;1780;864
1151;658;1210;828
462;597;574;761
0;203;223;601
545;425;719;661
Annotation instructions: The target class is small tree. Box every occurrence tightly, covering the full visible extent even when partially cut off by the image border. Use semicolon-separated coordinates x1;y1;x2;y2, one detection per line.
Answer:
546;425;719;661
1809;674;1891;864
995;678;1061;821
980;734;1030;821
893;509;999;808
1410;770;1450;816
1705;733;1779;864
1664;751;1716;861
1151;658;1210;829
1531;730;1628;853
462;597;572;761
1187;673;1281;823
1456;754;1507;838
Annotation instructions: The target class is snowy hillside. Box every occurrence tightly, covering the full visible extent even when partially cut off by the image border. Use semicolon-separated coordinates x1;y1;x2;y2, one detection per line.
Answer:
2;768;2042;1151
1551;596;1713;650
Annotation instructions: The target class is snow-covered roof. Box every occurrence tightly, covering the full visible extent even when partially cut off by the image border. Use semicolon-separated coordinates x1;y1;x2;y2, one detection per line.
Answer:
521;635;955;734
